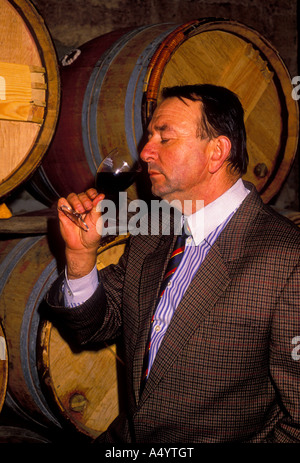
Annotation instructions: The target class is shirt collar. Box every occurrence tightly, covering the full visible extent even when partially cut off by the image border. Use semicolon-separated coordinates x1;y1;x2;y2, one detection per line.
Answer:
185;178;250;245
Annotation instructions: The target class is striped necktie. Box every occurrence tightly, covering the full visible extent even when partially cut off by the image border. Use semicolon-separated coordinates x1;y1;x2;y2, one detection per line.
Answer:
140;226;188;391
157;227;188;299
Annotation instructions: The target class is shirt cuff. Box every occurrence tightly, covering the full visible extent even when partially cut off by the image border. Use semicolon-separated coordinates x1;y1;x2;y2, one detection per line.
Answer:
63;264;99;307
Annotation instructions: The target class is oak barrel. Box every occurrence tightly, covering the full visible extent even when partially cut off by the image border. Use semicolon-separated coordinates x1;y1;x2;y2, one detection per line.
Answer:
0;322;8;414
0;234;127;438
286;212;300;227
277;210;300;228
30;18;298;205
0;0;60;200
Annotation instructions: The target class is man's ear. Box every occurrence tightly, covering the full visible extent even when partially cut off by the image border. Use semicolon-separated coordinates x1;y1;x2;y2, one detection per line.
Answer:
208;136;231;174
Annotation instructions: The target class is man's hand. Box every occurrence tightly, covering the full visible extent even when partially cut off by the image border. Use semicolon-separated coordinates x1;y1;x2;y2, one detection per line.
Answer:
57;188;104;279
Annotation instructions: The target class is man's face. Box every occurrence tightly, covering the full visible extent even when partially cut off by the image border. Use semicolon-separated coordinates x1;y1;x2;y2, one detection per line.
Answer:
140;97;213;207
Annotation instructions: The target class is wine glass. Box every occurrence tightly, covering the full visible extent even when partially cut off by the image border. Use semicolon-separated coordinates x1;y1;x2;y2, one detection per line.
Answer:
95;147;141;196
58;147;141;232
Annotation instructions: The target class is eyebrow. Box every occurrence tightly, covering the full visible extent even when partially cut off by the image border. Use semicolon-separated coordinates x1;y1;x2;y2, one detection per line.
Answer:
154;124;168;131
149;123;175;134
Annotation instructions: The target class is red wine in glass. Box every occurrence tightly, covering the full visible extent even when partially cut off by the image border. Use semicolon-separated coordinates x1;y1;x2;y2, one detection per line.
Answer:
95;148;141;195
95;171;138;195
96;148;141;196
95;148;141;235
58;148;140;232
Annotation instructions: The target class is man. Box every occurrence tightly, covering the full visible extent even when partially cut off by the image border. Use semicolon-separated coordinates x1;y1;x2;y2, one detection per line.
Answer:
45;84;300;442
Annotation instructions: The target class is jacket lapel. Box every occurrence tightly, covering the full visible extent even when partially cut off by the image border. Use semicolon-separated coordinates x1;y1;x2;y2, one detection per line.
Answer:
132;232;175;402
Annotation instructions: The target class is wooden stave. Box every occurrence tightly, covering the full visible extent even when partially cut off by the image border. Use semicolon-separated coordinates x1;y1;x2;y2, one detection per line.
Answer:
0;322;8;414
0;235;63;429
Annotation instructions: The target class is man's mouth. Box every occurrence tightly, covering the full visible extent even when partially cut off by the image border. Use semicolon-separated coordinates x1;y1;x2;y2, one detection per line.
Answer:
148;170;161;177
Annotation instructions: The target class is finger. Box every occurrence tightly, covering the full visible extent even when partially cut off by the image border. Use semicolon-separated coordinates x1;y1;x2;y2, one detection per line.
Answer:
57;197;71;216
66;192;90;213
85;188;99;200
57;201;79;233
92;192;105;208
84;189;105;211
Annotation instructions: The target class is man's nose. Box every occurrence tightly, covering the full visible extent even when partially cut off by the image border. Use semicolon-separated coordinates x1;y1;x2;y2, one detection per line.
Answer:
140;140;157;163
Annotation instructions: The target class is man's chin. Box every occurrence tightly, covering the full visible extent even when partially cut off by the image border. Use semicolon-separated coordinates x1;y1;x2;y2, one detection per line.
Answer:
151;187;176;204
151;184;166;199
150;178;175;202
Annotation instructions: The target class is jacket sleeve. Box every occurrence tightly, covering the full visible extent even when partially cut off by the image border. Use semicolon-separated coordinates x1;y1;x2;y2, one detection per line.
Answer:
268;260;300;442
44;240;130;347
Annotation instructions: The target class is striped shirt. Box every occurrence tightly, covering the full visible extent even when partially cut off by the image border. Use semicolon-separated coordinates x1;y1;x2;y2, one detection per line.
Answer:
147;211;236;376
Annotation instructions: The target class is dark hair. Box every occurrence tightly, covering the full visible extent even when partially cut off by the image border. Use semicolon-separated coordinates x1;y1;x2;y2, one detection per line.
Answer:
161;84;248;176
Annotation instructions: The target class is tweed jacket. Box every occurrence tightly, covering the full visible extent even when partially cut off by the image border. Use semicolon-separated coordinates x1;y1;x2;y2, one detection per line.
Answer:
46;182;300;443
